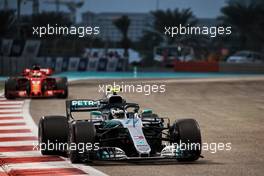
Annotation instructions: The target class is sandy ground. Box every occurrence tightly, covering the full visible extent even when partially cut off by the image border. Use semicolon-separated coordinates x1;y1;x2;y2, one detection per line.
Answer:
30;77;264;176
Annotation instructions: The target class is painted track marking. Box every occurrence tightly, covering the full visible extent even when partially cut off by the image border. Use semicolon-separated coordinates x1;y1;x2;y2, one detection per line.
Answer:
0;94;107;176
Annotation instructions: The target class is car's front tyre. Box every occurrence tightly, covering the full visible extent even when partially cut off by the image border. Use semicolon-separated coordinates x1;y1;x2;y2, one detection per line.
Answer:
69;121;96;163
170;118;202;162
4;78;17;99
38;116;68;155
56;77;68;98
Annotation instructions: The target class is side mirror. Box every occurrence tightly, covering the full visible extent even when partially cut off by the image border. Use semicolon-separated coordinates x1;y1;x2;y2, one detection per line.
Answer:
142;109;153;117
22;68;30;76
40;68;53;76
142;109;153;114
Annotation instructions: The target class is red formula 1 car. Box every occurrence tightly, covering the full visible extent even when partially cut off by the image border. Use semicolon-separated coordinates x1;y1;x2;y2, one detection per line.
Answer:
4;66;68;99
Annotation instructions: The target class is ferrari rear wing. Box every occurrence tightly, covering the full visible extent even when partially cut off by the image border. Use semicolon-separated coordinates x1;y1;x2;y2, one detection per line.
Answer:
22;68;53;76
66;99;101;118
40;68;53;75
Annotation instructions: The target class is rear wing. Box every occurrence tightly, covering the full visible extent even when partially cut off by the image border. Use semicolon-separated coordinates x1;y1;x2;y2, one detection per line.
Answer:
40;68;53;75
22;68;53;76
66;99;101;118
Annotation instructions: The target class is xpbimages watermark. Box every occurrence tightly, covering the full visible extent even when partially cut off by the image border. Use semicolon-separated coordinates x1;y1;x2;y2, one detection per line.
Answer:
32;140;231;154
164;141;232;154
164;24;232;38
98;82;166;95
33;141;100;153
32;24;100;38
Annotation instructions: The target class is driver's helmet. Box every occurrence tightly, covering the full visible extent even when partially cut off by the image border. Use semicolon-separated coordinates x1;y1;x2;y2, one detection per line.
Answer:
31;70;41;77
32;65;41;70
110;108;125;119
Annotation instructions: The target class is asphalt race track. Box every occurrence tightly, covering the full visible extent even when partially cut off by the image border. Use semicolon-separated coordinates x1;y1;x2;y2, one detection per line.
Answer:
30;77;264;176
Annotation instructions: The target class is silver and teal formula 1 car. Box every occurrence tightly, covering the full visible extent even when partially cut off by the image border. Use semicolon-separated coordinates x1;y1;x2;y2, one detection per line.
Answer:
38;91;202;163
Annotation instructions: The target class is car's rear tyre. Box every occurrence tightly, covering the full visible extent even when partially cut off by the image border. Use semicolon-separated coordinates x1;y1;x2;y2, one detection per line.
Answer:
38;116;68;155
4;78;17;99
69;121;96;163
56;77;68;98
170;119;201;162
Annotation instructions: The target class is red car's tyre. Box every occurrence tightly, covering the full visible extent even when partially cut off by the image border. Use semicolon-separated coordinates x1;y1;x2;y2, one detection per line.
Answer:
4;78;17;99
56;77;68;98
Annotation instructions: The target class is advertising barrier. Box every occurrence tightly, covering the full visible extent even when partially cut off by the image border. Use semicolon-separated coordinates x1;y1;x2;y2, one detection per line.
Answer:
62;57;69;72
10;40;25;57
0;39;127;75
22;40;41;58
68;57;80;71
1;39;13;56
97;57;108;71
174;61;219;72
174;61;264;73
107;57;118;71
219;62;264;73
55;57;64;73
78;58;89;71
87;57;99;71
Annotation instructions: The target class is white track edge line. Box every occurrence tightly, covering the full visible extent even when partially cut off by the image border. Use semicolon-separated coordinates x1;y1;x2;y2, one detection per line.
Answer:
23;100;38;137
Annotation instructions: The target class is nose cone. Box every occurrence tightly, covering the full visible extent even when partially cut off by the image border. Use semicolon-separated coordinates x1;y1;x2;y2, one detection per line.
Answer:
31;80;42;95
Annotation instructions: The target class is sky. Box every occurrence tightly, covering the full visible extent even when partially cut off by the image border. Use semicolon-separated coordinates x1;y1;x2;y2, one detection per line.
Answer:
2;0;227;22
